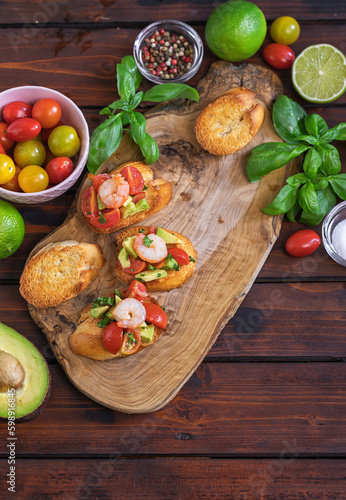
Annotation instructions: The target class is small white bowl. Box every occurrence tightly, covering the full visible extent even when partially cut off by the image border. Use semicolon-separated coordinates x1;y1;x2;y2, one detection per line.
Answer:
322;201;346;267
0;86;89;204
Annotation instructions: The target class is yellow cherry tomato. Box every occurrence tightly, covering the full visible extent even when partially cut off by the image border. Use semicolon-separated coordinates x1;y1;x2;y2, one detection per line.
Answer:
18;165;49;193
0;154;15;184
270;16;300;45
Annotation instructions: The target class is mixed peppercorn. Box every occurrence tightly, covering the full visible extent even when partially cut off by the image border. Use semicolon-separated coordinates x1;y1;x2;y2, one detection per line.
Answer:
141;28;194;79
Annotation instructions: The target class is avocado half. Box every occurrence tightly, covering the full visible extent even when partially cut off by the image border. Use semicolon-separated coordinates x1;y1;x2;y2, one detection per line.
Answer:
0;322;51;421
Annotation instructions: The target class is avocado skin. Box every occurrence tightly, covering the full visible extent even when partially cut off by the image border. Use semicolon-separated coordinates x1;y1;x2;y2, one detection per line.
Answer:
0;322;51;422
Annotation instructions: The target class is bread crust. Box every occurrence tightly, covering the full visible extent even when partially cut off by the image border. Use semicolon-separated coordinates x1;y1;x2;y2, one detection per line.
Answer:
114;226;197;292
83;161;173;234
69;295;164;361
194;87;265;156
19;241;105;308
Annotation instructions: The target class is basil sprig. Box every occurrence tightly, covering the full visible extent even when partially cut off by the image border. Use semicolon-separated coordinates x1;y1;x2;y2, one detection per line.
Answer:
87;56;199;173
246;95;346;226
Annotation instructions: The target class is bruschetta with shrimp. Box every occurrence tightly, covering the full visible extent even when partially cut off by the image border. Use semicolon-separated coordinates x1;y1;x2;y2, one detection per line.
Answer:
69;280;168;361
114;225;197;292
81;161;173;234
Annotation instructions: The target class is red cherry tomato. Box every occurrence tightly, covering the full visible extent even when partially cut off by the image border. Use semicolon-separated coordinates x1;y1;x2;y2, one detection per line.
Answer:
81;186;99;218
90;208;120;229
120;166;144;195
7;117;41;142
45;157;73;185
93;173;112;193
102;323;124;354
285;229;321;257
0;122;14;151
32;98;62;129
120;329;141;355
143;302;168;329
124;280;147;301
168;247;190;266
3;101;32;124
121;257;146;275
149;226;157;234
263;43;295;69
0;143;5;155
132;192;146;204
41;120;64;143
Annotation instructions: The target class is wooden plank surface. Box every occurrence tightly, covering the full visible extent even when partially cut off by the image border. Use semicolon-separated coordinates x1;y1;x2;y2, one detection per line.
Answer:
1;458;345;500
2;281;346;360
0;0;345;23
2;362;345;456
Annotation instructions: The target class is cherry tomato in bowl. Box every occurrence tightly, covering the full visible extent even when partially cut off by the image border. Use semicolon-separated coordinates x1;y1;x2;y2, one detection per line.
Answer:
0;122;14;151
263;43;295;69
48;125;80;157
7;117;42;142
285;229;321;257
3;101;32;124
32;98;62;129
0;154;15;184
45;157;73;185
14;139;46;168
18;165;49;193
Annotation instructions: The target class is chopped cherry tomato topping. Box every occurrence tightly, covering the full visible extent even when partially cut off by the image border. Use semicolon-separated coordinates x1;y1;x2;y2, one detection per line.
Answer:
132;192;146;204
81;186;99;218
102;323;124;354
121;257;146;275
168;247;190;266
143;302;168;329
93;173;112;193
120;329;141;355
120;165;144;195
124;280;147;301
149;226;157;234
90;208;120;229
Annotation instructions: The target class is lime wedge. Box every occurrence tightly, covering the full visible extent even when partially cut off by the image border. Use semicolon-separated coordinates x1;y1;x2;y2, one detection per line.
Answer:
292;44;346;103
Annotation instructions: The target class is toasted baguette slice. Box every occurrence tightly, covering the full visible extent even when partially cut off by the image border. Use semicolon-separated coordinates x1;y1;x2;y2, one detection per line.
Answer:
114;226;197;292
69;295;164;361
83;161;173;234
19;241;105;308
194;87;265;156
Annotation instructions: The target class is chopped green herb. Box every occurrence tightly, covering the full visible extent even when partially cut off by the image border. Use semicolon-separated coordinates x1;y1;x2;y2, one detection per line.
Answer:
131;269;135;272
87;211;91;215
140;273;145;276
189;255;196;263
161;306;166;311
139;228;145;233
97;316;112;328
92;295;115;307
127;332;137;345
99;212;106;224
148;264;157;270
173;263;180;271
114;289;123;299
143;185;148;190
144;235;153;247
158;273;162;277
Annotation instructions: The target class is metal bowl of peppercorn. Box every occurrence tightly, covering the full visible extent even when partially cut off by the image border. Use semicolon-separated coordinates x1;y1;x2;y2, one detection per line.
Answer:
133;20;203;84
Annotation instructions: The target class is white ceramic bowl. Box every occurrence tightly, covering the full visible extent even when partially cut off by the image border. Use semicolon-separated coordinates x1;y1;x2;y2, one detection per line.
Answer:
0;86;89;204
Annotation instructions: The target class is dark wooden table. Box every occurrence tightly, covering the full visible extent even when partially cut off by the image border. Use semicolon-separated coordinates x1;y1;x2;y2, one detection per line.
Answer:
1;1;346;498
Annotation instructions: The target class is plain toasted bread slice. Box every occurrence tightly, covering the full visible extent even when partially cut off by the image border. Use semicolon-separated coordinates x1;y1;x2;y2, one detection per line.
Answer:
69;295;164;361
114;226;197;292
19;241;105;308
194;87;265;156
83;161;173;234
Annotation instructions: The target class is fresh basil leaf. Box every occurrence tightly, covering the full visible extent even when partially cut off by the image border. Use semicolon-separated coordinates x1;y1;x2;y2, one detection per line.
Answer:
328;173;346;200
129;111;146;144
143;83;199;103
312;178;328;191
139;133;159;164
116;64;136;102
287;200;301;222
86;114;123;173
294;134;318;146
298;181;320;215
272;95;307;144
304;114;328;137
99;106;112;116
263;185;299;215
120;55;143;91
299;210;324;226
286;173;308;187
302;148;322;178
129;92;143;110
246;142;308;183
317;144;341;175
121;113;130;126
320;123;346;143
107;99;132;112
299;185;336;226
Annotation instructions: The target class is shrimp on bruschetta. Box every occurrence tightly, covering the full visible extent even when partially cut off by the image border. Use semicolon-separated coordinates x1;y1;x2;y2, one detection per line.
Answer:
114;226;197;292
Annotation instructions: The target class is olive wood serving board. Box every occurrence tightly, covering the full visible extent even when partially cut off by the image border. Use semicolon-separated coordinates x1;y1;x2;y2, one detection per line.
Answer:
28;62;298;413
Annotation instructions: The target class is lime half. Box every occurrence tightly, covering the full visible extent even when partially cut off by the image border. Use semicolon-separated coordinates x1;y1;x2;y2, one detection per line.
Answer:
292;44;346;103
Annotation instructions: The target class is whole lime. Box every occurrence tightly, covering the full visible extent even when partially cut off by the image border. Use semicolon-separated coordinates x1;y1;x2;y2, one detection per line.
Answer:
205;0;267;61
0;199;25;259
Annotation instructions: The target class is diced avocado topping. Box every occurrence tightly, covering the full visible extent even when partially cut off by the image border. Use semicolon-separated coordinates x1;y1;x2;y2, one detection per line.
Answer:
118;248;130;268
106;295;122;320
122;236;138;258
97;194;106;211
122;195;133;207
162;254;179;271
121;198;149;219
90;305;109;319
135;269;168;282
138;322;155;343
156;227;182;244
135;198;149;211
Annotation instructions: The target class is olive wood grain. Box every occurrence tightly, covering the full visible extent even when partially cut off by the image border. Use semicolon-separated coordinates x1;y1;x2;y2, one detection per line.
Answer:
26;62;300;413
